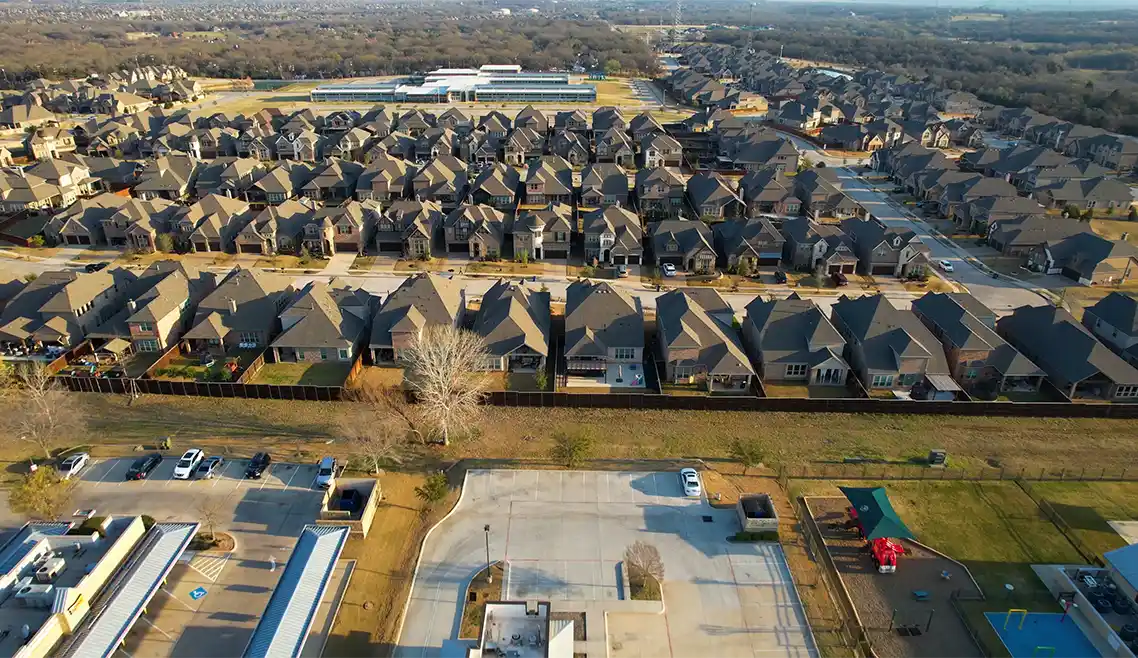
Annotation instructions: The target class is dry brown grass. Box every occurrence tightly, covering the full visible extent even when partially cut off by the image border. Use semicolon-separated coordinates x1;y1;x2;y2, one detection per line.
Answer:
323;472;460;656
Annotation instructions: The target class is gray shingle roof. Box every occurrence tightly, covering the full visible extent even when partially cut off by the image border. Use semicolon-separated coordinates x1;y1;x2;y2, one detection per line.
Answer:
997;305;1138;389
1087;292;1138;335
831;294;949;374
564;280;644;356
656;289;754;376
744;293;847;366
474;280;550;358
369;273;463;349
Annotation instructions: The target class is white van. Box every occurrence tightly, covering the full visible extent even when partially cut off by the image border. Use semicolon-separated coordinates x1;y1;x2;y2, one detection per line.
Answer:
315;457;337;490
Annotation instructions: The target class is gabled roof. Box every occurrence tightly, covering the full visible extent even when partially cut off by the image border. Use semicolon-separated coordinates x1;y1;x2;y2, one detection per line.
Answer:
474;280;550;358
471;162;520;199
564;280;643;356
656;289;753;376
831;294;949;375
580;163;629;197
1087;292;1138;335
911;292;1043;378
744;293;848;366
272;281;369;349
687;171;741;208
370;273;463;348
183;268;293;339
650;219;715;259
998;305;1138;388
581;206;643;255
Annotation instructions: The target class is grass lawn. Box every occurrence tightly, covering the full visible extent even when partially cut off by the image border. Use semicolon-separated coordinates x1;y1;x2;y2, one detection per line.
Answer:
355;366;406;389
459;563;504;639
352;255;378;270
1029;481;1138;558
1091;218;1138;246
593;78;641;105
251;361;353;386
762;384;856;399
465;261;544;275
323;472;459;656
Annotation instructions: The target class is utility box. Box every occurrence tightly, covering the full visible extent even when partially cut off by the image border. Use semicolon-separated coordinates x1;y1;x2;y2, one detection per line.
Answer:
736;493;779;533
928;449;947;468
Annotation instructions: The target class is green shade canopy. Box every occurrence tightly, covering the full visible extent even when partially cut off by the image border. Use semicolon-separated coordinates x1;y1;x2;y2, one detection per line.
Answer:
839;486;916;540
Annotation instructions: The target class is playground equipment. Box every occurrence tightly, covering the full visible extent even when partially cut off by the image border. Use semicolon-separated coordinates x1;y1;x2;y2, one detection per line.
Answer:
1004;609;1029;630
841;486;916;574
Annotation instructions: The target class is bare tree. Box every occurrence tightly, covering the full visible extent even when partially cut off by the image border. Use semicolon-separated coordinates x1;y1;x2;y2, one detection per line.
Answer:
2;363;86;460
196;497;225;542
402;325;490;446
9;467;77;520
341;414;406;474
624;541;665;581
344;376;426;444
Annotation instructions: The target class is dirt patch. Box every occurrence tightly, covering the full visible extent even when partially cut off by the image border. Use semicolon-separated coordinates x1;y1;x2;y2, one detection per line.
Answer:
189;531;235;552
808;496;983;658
460;563;504;639
549;611;586;640
627;570;661;601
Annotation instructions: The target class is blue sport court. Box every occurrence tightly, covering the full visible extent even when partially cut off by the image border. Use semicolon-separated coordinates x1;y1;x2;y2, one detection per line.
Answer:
985;612;1102;657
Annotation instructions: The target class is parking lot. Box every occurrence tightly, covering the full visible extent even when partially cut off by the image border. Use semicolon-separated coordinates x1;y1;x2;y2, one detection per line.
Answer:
397;470;817;658
68;455;328;657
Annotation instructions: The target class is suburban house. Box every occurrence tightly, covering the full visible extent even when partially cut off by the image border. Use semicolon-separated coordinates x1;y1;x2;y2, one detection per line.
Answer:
133;154;198;201
514;202;573;261
233;198;320;255
656;288;755;392
443;204;509;258
741;293;850;387
548;130;590;166
635;167;686;220
470;163;520;210
1027;232;1138;285
986;214;1089;257
830;293;952;393
795;169;861;220
473;279;551;373
594;128;635;167
563;280;646;387
641;133;683;169
713;216;784;270
514;106;548;133
738;169;800;217
411;155;468;208
26;127;76;160
841;219;929;277
579;163;630;209
356;154;414;205
911;292;1045;395
374;198;444;258
582;206;644;266
269;280;373;364
0;267;137;350
523;156;574;206
0;103;56;129
687;171;742;220
369;272;464;363
649;219;717;274
181;268;295;356
307;201;369;256
1083;292;1138;367
1031;177;1136;213
780;217;858;274
997;304;1138;401
89;261;214;354
247;163;309;205
170;193;254;254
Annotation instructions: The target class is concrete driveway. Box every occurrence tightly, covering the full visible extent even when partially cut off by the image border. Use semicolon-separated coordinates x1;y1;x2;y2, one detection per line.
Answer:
397;470;817;658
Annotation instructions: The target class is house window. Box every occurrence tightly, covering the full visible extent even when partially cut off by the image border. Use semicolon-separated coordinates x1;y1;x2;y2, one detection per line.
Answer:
871;374;895;388
136;339;159;352
965;369;978;379
339;348;350;360
320;348;328;361
337;225;352;235
137;322;153;332
555;232;568;242
786;364;808;378
614;347;636;360
238;332;259;346
1117;385;1138;398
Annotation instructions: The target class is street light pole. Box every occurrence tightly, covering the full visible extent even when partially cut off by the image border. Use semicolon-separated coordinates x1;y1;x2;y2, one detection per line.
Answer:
484;524;492;584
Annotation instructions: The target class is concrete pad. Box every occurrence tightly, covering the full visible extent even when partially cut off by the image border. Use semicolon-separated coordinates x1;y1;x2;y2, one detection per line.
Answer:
1109;520;1138;545
607;613;671;658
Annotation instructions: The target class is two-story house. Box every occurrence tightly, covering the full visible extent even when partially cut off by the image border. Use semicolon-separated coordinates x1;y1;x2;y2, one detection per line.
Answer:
563;280;646;387
713;216;784;270
473;279;551;373
356;154;414;206
1083;292;1138;367
523;156;573;206
444;204;509;257
582;206;643;266
635;167;686;220
182;268;295;356
470;163;520;210
649;219;717;274
411;155;468;209
579;163;629;209
513;202;573;261
594;128;634;167
738;168;800;217
369;272;464;363
742;293;849;387
841;218;930;278
687;171;742;220
656;288;754;391
374;198;444;258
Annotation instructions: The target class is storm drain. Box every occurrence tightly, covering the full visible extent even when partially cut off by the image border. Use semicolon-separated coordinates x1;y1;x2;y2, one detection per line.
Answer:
702;516;714;523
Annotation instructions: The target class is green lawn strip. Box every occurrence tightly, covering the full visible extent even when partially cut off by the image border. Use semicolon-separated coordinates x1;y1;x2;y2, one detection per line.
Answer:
1030;481;1138;558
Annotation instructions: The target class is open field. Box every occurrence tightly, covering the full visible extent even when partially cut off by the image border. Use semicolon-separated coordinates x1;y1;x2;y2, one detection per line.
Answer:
1029;481;1138;558
1091;218;1138;246
250;361;353;386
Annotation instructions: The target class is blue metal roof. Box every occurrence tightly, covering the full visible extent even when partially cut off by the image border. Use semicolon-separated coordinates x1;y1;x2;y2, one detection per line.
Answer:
59;522;198;658
242;524;351;658
1106;542;1138;589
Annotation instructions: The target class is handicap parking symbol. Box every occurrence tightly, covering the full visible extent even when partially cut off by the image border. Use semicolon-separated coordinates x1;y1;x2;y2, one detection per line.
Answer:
189;586;208;600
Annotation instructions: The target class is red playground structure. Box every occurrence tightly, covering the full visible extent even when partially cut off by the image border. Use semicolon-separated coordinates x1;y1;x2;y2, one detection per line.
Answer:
841;487;916;574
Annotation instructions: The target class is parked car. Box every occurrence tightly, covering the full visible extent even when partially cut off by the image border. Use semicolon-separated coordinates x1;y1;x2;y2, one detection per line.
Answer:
195;456;225;479
679;468;702;497
58;452;90;480
85;262;109;273
938;259;954;273
616;264;629;278
774;269;788;284
661;263;677;277
831;272;849;287
126;453;163;480
245;452;272;479
173;449;204;480
315;456;338;490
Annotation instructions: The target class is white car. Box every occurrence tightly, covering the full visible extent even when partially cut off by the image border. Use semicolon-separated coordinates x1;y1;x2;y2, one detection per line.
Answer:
938;260;954;273
679;468;702;498
173;449;204;480
662;263;677;277
58;453;90;480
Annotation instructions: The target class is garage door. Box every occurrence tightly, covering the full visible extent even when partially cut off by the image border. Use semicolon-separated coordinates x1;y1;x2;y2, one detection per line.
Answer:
871;264;894;275
828;264;842;274
629;255;641;265
378;241;402;252
842;264;855;274
67;235;91;245
612;255;626;265
241;244;263;254
658;256;682;266
756;257;780;266
448;244;470;254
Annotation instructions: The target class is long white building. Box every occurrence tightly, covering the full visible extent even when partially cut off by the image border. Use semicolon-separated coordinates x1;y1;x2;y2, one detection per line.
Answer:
310;64;597;104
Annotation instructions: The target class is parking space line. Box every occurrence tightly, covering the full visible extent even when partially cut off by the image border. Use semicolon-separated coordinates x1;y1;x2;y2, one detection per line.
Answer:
257;464;274;490
94;459;118;484
283;464;302;490
138;616;173;640
212;459;240;488
159;587;195;611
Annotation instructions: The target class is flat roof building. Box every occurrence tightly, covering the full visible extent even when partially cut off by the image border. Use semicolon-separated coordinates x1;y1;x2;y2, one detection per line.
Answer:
311;65;596;104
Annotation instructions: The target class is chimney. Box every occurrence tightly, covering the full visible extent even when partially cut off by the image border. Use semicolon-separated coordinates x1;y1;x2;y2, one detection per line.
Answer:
127;299;137;312
227;298;237;315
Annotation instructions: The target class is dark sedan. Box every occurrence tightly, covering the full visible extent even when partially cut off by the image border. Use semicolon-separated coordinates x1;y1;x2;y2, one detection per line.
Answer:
245;452;272;479
126;453;163;480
